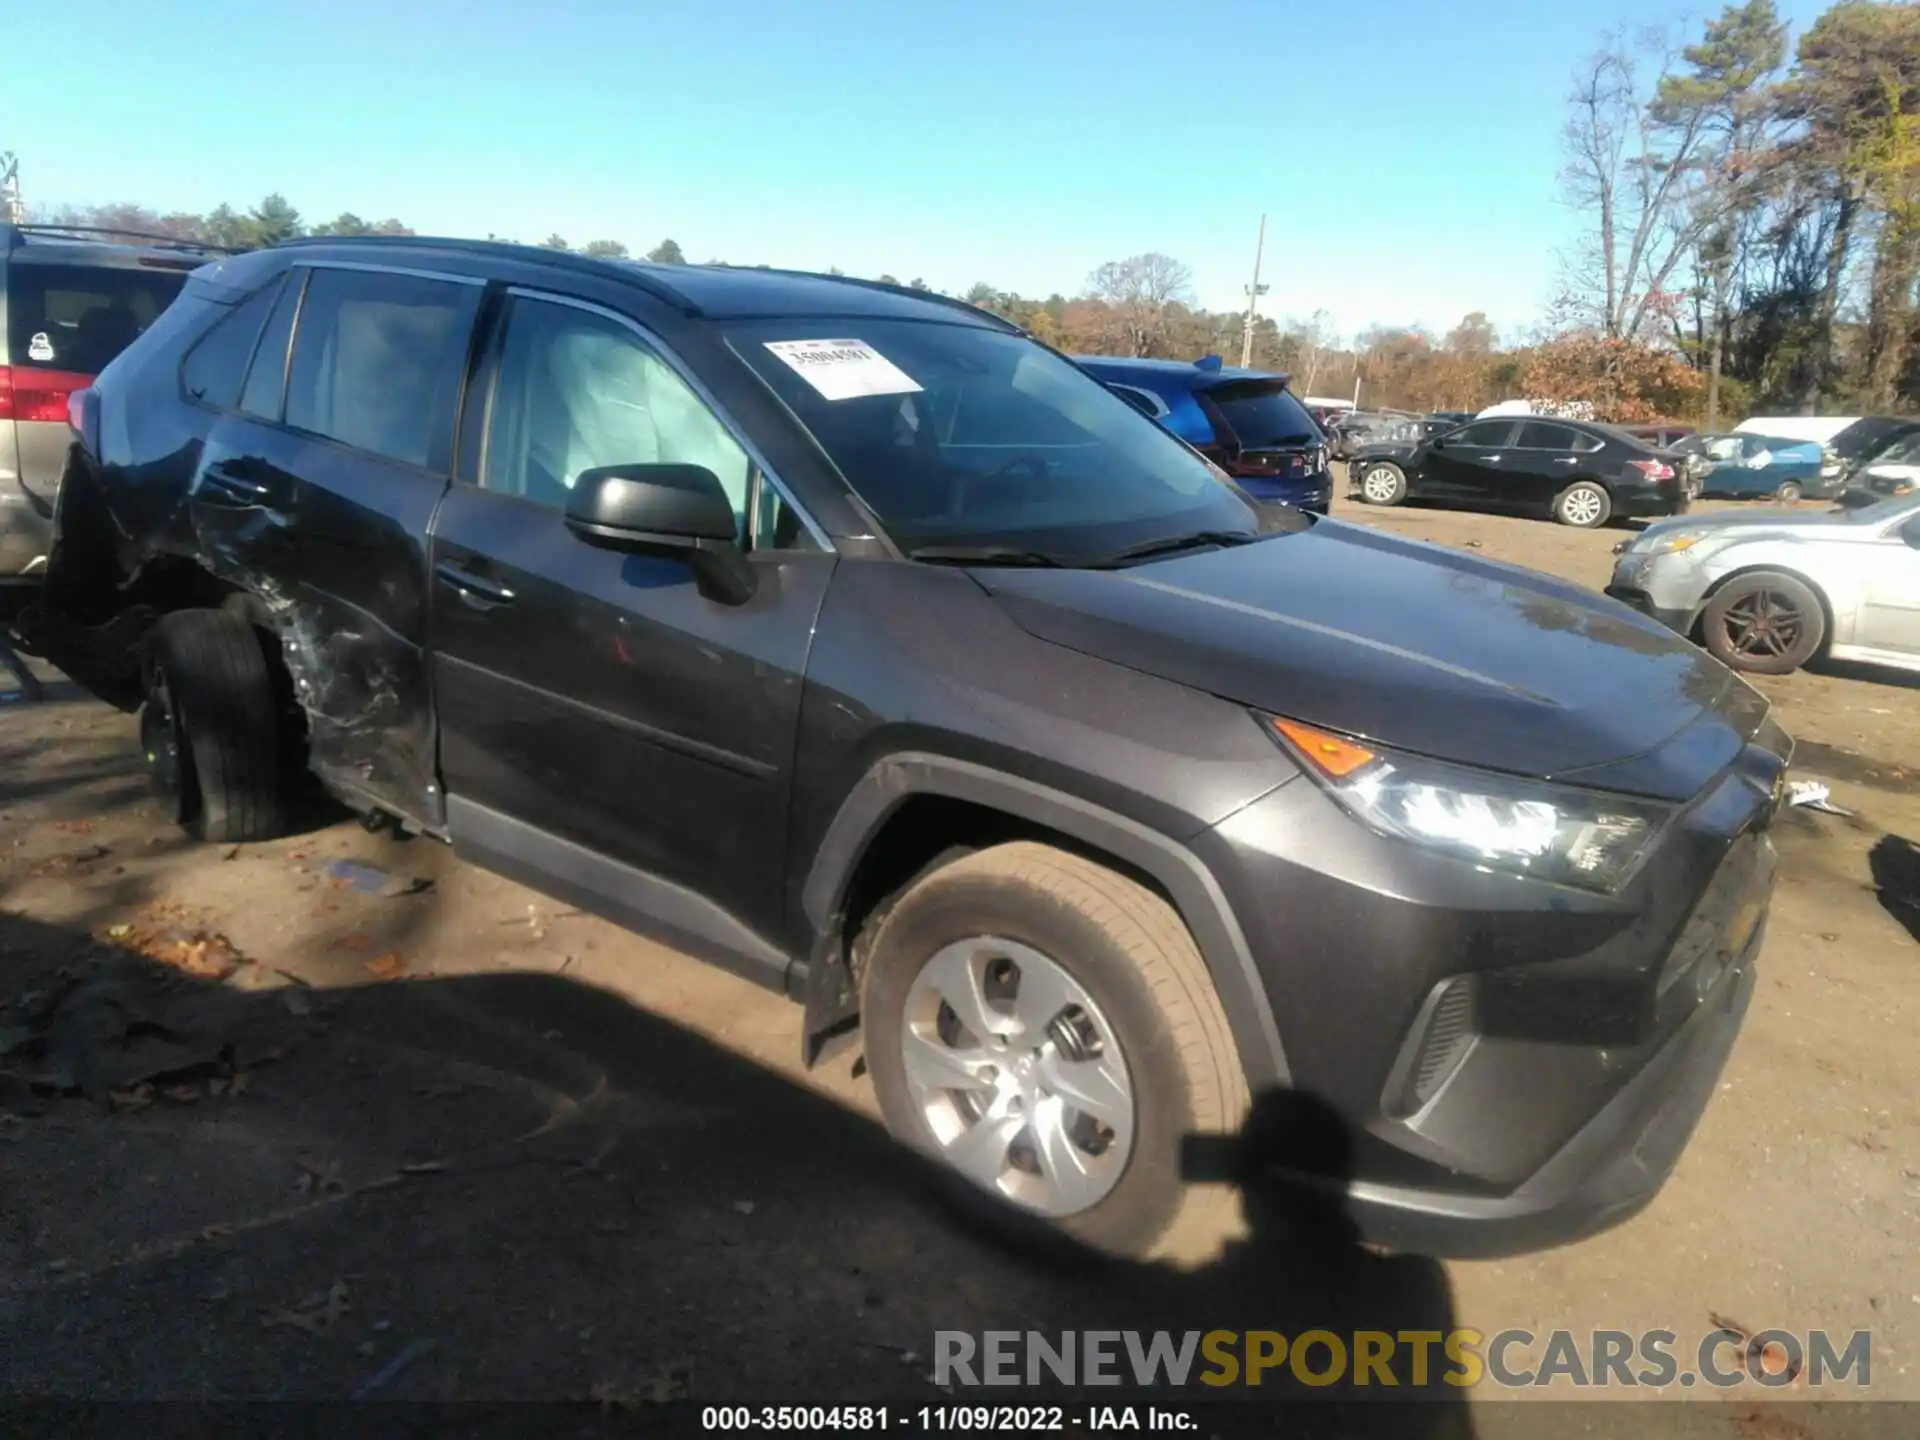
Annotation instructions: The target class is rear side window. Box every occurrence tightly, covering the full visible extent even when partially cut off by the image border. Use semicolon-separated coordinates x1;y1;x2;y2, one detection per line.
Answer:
1516;422;1579;450
1205;382;1318;449
284;268;479;469
181;276;284;409
5;261;187;375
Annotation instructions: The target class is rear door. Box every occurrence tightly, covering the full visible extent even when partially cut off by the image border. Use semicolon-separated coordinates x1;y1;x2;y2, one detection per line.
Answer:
1422;419;1516;501
1505;421;1592;509
192;261;484;824
427;289;835;949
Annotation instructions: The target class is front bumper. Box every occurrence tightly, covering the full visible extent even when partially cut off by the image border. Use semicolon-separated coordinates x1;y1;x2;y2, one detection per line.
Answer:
1194;721;1782;1258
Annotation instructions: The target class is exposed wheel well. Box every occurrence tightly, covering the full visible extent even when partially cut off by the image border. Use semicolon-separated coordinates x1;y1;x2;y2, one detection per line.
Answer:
836;795;1186;982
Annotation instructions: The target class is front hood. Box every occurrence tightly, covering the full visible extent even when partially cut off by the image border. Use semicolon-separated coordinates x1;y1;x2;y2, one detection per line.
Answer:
977;519;1749;798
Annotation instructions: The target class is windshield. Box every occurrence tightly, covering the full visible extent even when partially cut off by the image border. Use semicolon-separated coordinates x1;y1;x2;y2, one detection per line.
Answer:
727;319;1255;557
1871;434;1920;467
1205;380;1321;449
1843;493;1920;525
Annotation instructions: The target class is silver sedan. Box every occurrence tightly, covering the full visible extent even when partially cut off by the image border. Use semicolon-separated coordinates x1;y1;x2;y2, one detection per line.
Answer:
1605;493;1920;676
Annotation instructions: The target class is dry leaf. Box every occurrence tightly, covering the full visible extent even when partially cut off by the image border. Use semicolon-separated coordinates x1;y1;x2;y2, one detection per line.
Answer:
363;952;405;981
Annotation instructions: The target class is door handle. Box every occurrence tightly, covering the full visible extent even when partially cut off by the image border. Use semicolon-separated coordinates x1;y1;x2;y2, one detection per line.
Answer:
434;560;517;605
1554;456;1579;465
1484;454;1503;462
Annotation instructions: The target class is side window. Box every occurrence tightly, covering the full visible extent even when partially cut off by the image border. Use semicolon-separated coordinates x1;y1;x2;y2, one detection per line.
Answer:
481;297;754;536
1451;421;1511;447
181;275;284;409
285;268;478;470
239;273;305;421
1515;421;1578;450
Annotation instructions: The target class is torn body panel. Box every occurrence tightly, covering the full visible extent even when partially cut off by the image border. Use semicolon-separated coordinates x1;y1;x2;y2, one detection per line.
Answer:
182;415;449;827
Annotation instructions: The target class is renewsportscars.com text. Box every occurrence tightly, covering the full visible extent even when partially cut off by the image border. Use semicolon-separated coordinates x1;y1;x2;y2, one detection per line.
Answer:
933;1328;1872;1390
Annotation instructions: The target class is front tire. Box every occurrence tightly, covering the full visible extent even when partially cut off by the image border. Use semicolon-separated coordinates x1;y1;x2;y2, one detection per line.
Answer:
1700;571;1825;675
861;842;1247;1259
1358;462;1407;506
1553;480;1612;528
142;609;290;842
1775;481;1803;503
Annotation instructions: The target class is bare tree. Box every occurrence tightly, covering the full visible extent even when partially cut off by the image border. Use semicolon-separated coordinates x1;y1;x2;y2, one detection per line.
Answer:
1086;253;1193;356
1287;309;1336;394
1560;31;1725;341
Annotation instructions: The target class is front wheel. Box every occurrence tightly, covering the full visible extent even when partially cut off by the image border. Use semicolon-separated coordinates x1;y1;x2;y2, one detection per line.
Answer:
1775;481;1803;503
1700;571;1825;675
860;842;1248;1259
1358;462;1407;506
1553;481;1612;528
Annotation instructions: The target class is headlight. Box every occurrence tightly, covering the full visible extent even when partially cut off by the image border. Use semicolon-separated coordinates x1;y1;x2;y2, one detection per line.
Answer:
1264;716;1670;893
1639;528;1709;556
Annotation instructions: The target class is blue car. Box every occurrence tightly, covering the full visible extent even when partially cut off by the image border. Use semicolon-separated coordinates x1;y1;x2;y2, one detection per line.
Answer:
1673;432;1841;501
1073;354;1332;513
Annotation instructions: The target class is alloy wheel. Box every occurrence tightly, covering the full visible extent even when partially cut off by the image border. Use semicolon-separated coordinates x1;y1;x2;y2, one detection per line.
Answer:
1562;487;1605;526
900;937;1135;1217
1719;588;1806;660
1362;467;1400;503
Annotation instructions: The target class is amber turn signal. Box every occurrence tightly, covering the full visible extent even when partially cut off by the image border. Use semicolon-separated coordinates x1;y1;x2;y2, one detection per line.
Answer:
1270;717;1378;779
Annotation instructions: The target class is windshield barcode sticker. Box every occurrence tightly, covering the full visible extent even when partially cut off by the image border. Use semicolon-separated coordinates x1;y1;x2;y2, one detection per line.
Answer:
764;338;922;401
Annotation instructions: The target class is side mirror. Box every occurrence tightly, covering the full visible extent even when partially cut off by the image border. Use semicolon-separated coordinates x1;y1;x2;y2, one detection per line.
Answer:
564;463;756;605
1109;385;1159;419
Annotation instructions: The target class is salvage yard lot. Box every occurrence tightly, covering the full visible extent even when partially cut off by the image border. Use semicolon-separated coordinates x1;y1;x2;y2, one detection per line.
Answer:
2;492;1917;1420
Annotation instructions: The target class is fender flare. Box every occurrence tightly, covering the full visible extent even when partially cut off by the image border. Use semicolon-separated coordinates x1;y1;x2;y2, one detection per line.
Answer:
799;751;1291;1090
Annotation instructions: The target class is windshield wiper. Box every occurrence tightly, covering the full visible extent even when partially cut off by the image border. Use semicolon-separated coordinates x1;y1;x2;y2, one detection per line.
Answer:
907;545;1068;568
1085;530;1260;568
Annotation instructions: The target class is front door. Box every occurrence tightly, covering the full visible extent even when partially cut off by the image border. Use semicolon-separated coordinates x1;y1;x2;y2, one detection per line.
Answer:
1422;419;1516;502
428;291;836;949
1856;514;1920;655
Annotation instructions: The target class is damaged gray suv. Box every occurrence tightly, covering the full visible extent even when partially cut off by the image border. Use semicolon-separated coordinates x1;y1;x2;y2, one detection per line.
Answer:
23;237;1788;1260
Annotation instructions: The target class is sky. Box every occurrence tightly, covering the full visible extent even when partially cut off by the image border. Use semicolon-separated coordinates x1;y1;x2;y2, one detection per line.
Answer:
7;0;1837;346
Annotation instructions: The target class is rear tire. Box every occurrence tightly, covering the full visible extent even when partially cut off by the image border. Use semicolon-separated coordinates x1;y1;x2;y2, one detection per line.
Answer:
1358;462;1407;506
1700;571;1825;675
860;842;1248;1260
1553;481;1612;528
142;609;290;842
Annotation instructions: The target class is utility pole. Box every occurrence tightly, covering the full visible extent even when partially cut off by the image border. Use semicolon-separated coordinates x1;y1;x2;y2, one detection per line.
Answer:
1239;214;1268;369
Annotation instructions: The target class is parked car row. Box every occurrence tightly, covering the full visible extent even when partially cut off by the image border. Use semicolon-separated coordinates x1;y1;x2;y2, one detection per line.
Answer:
15;234;1790;1264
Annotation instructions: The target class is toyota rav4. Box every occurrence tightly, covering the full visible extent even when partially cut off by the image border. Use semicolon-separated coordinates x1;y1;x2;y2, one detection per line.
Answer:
22;237;1787;1259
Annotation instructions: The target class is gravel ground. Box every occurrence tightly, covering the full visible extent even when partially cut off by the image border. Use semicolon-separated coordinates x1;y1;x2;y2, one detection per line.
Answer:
1;489;1915;1434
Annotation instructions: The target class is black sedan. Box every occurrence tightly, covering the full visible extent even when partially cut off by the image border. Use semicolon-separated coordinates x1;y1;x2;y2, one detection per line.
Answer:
1347;416;1694;528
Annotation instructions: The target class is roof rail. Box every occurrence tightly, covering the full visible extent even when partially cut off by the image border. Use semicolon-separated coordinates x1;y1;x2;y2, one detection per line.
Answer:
2;221;236;255
273;233;703;315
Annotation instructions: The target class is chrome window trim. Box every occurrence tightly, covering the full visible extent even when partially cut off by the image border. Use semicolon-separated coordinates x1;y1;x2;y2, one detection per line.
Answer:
290;258;487;287
1111;384;1170;421
498;286;833;552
